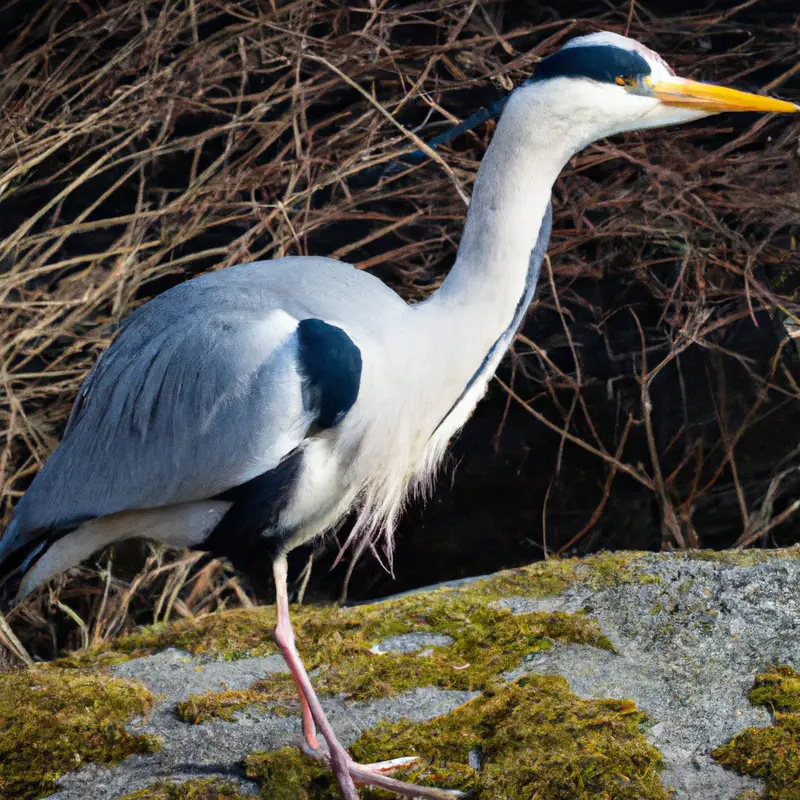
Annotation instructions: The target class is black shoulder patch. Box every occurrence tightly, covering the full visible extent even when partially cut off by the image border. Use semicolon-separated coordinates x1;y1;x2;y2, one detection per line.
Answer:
531;45;651;85
297;318;362;428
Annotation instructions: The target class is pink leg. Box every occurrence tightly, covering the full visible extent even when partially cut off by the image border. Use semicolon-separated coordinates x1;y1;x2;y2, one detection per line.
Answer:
271;557;464;800
294;665;320;751
298;681;321;751
273;594;318;751
272;557;358;800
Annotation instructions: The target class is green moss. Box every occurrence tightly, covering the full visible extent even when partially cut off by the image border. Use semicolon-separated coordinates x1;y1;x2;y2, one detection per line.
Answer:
60;608;278;667
467;551;661;599
714;718;800;799
61;554;634;708
62;552;658;673
573;551;664;590
0;667;160;800
749;667;800;712
119;778;249;799
176;675;298;724
246;677;668;800
246;747;338;800
159;604;610;725
58;555;633;720
314;605;612;701
50;554;644;735
0;553;675;797
713;666;800;799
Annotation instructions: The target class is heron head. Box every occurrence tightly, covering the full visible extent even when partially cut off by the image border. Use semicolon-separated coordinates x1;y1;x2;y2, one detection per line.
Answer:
527;31;798;137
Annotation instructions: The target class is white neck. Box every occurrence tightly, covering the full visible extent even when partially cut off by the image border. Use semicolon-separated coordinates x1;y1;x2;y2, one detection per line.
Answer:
418;82;590;357
344;81;610;545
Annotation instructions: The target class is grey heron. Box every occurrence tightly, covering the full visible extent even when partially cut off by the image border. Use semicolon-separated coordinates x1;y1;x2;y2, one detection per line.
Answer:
1;31;797;799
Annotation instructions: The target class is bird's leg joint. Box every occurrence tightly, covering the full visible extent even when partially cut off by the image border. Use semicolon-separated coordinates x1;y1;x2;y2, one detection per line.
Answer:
272;612;295;652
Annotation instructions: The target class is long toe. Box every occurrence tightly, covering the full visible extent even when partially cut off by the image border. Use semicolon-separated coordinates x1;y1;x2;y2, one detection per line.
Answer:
348;759;467;799
303;747;464;798
359;756;420;775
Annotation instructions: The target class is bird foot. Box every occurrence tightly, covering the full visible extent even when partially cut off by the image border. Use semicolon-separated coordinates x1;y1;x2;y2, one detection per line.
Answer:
301;744;418;773
302;743;466;798
358;756;420;775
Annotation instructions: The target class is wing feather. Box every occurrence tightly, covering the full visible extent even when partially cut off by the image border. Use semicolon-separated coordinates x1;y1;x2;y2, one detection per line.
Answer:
1;261;369;571
3;287;312;557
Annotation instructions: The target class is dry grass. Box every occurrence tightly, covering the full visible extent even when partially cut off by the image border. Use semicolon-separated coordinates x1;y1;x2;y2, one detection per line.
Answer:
0;0;799;661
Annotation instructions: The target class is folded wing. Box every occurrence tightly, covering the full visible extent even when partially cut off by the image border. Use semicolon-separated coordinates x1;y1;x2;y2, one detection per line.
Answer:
2;281;318;563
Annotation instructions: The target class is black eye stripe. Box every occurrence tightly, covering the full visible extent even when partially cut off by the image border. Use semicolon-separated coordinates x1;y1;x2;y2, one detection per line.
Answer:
530;45;652;85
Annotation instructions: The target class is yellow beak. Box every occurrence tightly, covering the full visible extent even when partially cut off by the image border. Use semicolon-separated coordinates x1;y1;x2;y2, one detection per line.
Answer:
650;77;799;114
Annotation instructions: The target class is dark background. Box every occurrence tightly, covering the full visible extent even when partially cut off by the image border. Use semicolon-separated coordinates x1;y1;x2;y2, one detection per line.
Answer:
0;0;799;657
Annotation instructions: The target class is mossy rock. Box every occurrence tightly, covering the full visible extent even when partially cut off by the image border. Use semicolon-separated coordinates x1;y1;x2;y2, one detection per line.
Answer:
61;555;627;707
120;778;249;799
61;551;658;671
0;667;160;800
161;598;610;721
246;676;667;800
9;549;794;798
175;674;298;723
748;667;800;713
713;666;800;799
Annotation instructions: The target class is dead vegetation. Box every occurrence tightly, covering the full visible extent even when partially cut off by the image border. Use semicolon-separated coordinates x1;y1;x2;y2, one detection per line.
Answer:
0;0;799;661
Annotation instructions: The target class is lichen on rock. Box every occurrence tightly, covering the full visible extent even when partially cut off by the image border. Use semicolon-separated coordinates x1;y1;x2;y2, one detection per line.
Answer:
713;666;800;799
11;550;793;798
59;552;644;673
246;675;667;799
0;667;160;800
65;549;781;691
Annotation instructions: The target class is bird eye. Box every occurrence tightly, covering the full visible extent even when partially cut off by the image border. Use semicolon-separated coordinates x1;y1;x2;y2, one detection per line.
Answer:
615;75;639;87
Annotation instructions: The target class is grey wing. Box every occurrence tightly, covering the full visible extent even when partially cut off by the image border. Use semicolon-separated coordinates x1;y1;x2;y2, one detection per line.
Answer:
2;280;359;559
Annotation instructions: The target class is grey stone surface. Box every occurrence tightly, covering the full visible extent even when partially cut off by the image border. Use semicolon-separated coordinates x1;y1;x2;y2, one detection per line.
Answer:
111;647;291;698
370;632;454;654
505;554;800;799
48;648;476;799
43;552;800;798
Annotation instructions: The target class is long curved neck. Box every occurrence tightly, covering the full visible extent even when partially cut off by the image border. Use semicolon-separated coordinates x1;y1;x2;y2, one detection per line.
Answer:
412;85;584;404
428;86;577;321
353;86;592;524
